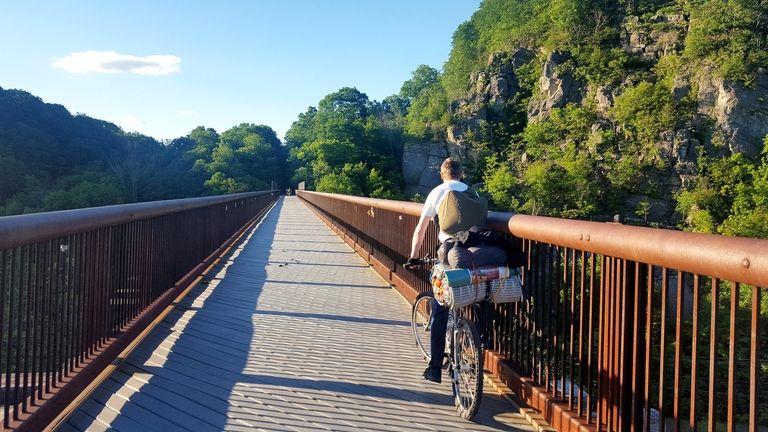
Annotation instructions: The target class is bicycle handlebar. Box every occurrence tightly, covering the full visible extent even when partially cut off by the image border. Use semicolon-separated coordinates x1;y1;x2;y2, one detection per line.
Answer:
403;257;438;269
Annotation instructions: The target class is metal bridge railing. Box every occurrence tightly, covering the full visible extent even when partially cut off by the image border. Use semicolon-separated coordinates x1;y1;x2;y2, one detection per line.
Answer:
298;190;767;432
0;191;278;431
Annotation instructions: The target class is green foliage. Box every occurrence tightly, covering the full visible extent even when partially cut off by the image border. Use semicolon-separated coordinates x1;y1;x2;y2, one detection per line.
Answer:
481;154;520;211
611;81;677;145
286;87;403;198
520;147;602;218
192;123;285;195
0;157;28;201
404;85;451;141
442;21;481;100
42;173;123;211
572;47;629;84
676;145;768;238
683;0;768;81
0;87;285;215
399;65;440;104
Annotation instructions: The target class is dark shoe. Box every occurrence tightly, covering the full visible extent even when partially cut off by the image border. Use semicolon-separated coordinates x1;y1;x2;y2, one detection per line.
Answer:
423;366;441;384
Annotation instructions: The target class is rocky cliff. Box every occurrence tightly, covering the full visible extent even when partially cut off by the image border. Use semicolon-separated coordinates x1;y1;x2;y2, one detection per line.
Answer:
403;11;768;222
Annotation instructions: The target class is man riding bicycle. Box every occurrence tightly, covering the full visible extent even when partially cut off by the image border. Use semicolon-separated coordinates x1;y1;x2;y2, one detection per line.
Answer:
406;157;506;384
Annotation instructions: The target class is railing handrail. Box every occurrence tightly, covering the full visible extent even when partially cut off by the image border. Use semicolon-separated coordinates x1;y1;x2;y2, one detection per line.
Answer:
0;191;276;251
299;190;768;287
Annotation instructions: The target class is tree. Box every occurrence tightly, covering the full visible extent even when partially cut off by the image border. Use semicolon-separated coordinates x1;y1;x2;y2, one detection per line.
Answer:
399;65;440;105
482;154;520;211
193;124;285;194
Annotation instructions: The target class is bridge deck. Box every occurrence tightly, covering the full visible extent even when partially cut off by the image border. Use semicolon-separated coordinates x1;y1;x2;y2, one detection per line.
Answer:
60;197;536;432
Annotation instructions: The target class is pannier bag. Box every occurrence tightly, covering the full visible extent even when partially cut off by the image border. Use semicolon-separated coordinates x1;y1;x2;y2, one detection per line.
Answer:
430;264;523;310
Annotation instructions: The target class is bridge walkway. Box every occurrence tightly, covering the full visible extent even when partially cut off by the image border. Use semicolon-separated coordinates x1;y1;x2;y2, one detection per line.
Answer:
59;196;537;432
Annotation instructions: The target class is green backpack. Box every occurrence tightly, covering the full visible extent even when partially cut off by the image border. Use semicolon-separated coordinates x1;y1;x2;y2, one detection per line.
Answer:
437;188;488;235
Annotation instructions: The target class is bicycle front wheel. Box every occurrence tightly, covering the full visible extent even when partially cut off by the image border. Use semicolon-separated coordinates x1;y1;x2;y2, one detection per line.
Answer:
411;292;434;363
451;316;483;419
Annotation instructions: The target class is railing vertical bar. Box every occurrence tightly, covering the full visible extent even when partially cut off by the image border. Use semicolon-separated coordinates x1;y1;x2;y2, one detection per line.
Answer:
522;239;533;373
7;248;18;420
118;223;128;332
77;233;87;364
31;243;42;405
60;237;70;377
22;244;33;414
54;237;65;386
146;220;154;315
673;270;684;432
44;240;54;393
1;250;9;428
707;277;719;432
65;235;75;375
578;250;587;418
690;274;700;432
659;268;668;432
726;282;738;432
644;264;653;432
610;258;626;431
607;256;614;432
73;234;83;369
748;284;760;432
91;229;100;352
630;261;642;432
534;241;542;382
569;248;577;410
587;252;597;425
125;222;133;323
13;246;24;420
131;221;140;320
74;234;84;365
148;219;156;314
563;247;571;403
551;245;560;396
617;258;628;432
138;218;147;323
100;227;110;347
597;255;606;432
109;225;118;337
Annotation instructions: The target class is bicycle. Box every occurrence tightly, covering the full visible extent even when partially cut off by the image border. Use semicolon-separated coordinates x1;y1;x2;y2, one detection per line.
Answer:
406;257;485;420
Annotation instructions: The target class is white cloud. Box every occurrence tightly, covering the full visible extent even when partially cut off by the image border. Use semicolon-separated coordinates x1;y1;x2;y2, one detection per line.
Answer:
51;50;181;75
176;110;196;116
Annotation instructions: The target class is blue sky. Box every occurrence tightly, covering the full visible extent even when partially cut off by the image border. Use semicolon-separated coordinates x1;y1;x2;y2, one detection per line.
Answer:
0;1;481;141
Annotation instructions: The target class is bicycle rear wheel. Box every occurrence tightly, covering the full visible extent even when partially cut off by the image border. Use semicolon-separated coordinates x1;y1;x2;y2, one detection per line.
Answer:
451;316;483;419
411;292;434;362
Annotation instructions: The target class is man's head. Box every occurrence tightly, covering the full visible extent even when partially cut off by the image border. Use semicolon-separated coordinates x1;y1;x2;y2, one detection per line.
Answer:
440;157;463;181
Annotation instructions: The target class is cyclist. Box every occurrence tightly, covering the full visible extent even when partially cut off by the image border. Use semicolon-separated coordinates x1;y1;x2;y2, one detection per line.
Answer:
406;157;506;384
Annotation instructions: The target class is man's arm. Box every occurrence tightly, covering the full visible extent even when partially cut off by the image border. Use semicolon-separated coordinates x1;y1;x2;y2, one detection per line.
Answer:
409;213;433;259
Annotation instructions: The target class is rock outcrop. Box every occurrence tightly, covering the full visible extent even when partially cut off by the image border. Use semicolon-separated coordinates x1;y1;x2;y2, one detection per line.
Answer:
622;14;687;60
401;142;469;197
447;49;534;145
697;69;768;157
527;51;585;121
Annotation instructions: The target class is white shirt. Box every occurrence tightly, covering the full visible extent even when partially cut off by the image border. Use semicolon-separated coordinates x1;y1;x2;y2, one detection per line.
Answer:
420;180;468;243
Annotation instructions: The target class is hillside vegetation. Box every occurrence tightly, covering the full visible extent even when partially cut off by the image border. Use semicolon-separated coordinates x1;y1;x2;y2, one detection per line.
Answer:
287;0;768;238
0;88;288;215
